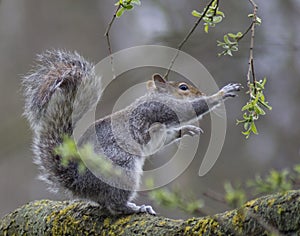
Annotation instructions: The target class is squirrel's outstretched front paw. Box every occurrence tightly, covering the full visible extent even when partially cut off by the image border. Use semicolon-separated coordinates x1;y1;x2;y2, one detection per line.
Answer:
180;125;203;137
221;83;243;98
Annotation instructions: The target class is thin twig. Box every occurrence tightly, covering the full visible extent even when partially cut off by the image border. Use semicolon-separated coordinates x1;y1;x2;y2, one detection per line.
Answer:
237;21;253;42
213;0;220;16
246;0;258;93
203;190;227;205
104;5;121;78
164;0;216;80
104;5;121;55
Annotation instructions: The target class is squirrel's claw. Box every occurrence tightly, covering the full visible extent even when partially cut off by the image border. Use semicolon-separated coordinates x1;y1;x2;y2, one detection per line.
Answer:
221;83;243;98
139;204;157;215
127;202;157;215
180;125;203;137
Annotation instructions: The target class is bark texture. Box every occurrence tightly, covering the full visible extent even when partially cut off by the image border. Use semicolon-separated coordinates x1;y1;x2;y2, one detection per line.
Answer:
1;190;300;235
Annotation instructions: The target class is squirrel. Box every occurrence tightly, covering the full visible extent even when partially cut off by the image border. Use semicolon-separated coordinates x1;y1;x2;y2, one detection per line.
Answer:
23;50;241;215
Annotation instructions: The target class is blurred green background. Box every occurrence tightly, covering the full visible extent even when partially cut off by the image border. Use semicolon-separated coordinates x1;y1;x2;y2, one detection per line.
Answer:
0;0;299;218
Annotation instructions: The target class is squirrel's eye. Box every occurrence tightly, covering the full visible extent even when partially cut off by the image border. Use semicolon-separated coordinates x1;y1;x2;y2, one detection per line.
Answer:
179;84;189;91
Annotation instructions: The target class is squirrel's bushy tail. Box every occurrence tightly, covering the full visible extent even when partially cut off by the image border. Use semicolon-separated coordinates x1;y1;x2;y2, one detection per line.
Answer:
22;50;101;191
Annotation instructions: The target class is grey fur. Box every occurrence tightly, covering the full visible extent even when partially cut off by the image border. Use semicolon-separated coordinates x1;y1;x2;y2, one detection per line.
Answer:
23;50;241;215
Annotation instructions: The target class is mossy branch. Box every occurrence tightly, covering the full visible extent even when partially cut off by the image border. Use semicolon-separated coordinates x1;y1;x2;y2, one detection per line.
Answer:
1;190;300;235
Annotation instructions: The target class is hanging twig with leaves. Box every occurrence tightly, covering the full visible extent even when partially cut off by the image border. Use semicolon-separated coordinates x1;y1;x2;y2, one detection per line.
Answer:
104;0;141;77
234;0;272;138
191;0;272;138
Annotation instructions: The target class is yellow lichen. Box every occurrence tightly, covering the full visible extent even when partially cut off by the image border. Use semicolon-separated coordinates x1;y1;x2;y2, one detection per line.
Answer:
184;226;191;234
244;199;256;207
191;218;220;234
232;211;245;234
157;221;166;226
114;215;131;226
48;203;81;235
103;218;110;228
267;199;275;206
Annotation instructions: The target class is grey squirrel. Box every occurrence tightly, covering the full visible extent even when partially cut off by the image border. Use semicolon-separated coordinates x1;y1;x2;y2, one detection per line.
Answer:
23;50;241;215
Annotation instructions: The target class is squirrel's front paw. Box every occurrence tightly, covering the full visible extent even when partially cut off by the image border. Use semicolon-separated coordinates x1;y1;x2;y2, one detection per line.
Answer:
180;125;203;137
221;83;243;98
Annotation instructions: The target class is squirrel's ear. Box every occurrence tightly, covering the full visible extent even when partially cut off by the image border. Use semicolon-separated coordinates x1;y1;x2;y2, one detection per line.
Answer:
147;73;166;91
152;74;166;84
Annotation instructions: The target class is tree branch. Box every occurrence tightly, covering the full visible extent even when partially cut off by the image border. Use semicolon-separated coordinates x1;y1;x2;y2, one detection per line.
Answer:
1;190;300;235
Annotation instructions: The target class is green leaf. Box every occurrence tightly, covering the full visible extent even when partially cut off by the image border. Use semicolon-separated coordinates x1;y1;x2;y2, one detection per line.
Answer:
256;104;266;115
228;33;237;38
124;5;133;10
242;102;252;111
243;122;249;130
188;200;204;213
192;10;202;18
78;162;86;174
145;178;154;188
243;112;250;120
217;41;225;46
131;0;141;6
251;121;258;134
294;165;300;175
248;169;292;194
216;10;225;17
223;35;230;44
236;32;243;38
224;182;247;208
203;17;212;24
256;16;262;25
204;24;209;33
259;92;265;102
231;46;238;51
212;15;222;24
261;77;267;87
242;130;250;139
116;7;125;17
